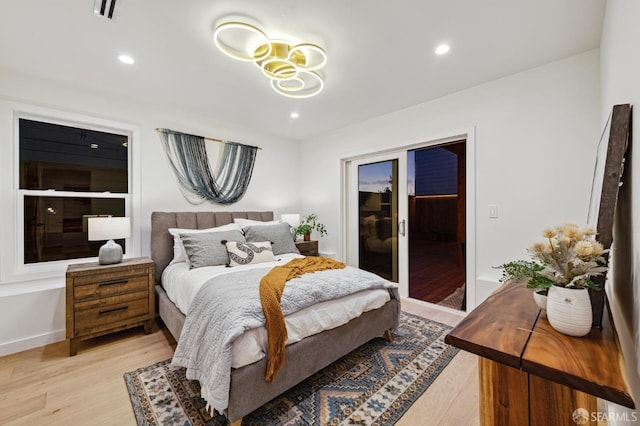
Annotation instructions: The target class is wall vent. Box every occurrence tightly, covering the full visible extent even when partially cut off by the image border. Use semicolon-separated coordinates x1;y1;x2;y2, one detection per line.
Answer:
94;0;119;20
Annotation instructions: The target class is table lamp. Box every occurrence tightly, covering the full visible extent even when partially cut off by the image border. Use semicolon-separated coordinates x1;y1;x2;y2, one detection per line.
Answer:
88;217;130;264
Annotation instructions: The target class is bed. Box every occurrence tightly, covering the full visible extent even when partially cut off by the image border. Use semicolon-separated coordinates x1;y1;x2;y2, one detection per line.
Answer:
150;211;401;424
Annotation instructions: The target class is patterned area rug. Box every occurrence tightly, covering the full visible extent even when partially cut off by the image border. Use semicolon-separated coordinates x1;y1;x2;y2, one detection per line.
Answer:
438;285;465;310
124;312;458;425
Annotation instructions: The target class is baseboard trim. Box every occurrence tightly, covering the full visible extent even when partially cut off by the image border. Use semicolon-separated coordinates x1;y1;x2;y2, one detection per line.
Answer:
0;329;66;357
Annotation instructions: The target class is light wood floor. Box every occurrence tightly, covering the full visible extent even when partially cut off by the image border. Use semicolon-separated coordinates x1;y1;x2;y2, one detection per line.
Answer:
0;300;478;425
398;300;479;426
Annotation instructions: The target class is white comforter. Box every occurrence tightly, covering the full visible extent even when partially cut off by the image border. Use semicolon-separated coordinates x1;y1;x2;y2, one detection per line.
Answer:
162;254;391;368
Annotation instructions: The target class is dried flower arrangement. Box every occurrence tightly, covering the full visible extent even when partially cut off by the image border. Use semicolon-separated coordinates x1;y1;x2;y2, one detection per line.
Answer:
496;223;608;291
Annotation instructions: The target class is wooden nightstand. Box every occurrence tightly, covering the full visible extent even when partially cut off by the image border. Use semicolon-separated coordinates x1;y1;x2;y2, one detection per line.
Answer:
65;257;155;356
295;240;319;256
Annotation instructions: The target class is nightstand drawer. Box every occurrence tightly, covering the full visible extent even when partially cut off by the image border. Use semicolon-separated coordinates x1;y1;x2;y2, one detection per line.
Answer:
73;273;149;300
74;291;149;331
295;240;319;256
298;247;316;256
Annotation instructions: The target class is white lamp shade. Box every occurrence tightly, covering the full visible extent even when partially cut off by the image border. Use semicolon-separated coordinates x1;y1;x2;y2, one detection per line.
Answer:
88;217;131;241
280;213;300;229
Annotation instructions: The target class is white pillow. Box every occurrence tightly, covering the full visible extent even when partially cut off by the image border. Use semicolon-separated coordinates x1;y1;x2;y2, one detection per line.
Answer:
168;222;240;264
225;241;275;267
233;218;281;228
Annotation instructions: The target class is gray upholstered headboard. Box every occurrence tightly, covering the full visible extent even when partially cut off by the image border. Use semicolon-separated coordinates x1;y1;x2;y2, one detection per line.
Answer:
150;211;274;284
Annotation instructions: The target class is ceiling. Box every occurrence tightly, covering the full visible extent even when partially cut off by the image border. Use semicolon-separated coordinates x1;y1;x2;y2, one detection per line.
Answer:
0;0;605;142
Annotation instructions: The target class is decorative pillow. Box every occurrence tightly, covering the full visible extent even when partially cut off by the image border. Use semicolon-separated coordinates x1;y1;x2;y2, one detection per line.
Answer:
179;229;245;268
233;218;281;228
243;223;300;255
225;241;275;267
168;223;240;264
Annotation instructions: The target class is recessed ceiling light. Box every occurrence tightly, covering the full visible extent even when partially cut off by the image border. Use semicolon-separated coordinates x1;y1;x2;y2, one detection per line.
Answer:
435;44;450;55
290;112;299;118
118;54;135;64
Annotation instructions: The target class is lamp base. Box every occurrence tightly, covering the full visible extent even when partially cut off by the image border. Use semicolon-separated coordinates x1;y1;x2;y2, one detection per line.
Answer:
98;239;123;265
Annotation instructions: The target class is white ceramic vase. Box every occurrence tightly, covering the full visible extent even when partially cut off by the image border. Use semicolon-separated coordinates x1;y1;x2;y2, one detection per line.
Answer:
546;286;592;337
532;290;547;310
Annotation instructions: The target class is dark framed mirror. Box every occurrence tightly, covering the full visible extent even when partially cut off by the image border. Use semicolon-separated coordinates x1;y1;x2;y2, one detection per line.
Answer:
587;103;631;327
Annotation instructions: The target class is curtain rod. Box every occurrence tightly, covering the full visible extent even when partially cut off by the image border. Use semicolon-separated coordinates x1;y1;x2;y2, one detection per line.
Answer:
156;128;262;150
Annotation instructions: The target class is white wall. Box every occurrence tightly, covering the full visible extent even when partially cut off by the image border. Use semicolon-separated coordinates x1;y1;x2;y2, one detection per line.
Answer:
300;49;601;306
0;69;300;355
600;0;640;421
0;49;605;356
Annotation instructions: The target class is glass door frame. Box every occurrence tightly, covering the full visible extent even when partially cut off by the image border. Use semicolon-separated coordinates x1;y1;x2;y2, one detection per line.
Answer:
341;129;476;312
345;152;409;298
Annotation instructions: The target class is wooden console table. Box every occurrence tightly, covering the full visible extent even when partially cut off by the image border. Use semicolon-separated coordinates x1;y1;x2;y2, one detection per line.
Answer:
445;281;634;425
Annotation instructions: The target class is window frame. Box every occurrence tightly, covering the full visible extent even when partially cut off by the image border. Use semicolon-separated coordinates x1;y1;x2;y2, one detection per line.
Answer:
2;103;141;284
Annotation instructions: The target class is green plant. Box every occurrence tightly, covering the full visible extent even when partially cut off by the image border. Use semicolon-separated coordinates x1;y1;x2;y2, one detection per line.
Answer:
495;223;608;291
295;213;327;237
496;260;555;290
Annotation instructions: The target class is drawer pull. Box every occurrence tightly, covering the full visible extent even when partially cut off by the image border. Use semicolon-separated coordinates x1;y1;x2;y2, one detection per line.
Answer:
98;279;129;287
99;305;129;315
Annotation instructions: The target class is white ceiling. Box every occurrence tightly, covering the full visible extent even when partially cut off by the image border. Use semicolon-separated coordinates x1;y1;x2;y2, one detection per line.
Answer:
0;0;605;141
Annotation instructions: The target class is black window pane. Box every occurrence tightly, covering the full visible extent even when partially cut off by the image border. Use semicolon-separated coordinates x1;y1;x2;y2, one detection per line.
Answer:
24;196;126;263
19;119;128;192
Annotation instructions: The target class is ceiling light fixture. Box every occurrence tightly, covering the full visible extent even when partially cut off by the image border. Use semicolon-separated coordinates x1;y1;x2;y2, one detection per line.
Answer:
435;44;450;55
118;54;135;64
213;21;326;99
290;112;299;118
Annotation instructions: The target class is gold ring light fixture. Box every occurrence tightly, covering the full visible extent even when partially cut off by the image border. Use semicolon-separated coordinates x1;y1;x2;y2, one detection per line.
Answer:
213;21;326;98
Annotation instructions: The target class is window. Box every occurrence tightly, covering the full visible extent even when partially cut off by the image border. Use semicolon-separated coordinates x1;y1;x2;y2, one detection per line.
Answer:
19;118;130;264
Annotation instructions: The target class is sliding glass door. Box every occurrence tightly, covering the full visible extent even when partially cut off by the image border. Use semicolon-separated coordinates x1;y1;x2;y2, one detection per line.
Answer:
358;159;398;281
345;139;472;309
346;153;408;296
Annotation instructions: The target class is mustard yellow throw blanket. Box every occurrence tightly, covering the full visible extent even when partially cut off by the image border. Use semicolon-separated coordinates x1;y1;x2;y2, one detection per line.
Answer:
259;256;346;381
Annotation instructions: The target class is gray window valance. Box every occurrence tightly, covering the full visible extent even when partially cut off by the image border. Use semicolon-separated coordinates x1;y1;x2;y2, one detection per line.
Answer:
157;128;258;205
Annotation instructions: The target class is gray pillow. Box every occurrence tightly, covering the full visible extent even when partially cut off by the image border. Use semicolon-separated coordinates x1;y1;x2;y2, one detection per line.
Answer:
179;230;245;268
243;223;300;256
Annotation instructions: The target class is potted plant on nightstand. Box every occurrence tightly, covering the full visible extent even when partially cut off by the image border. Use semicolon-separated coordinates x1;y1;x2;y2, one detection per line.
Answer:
496;223;608;337
295;213;327;241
